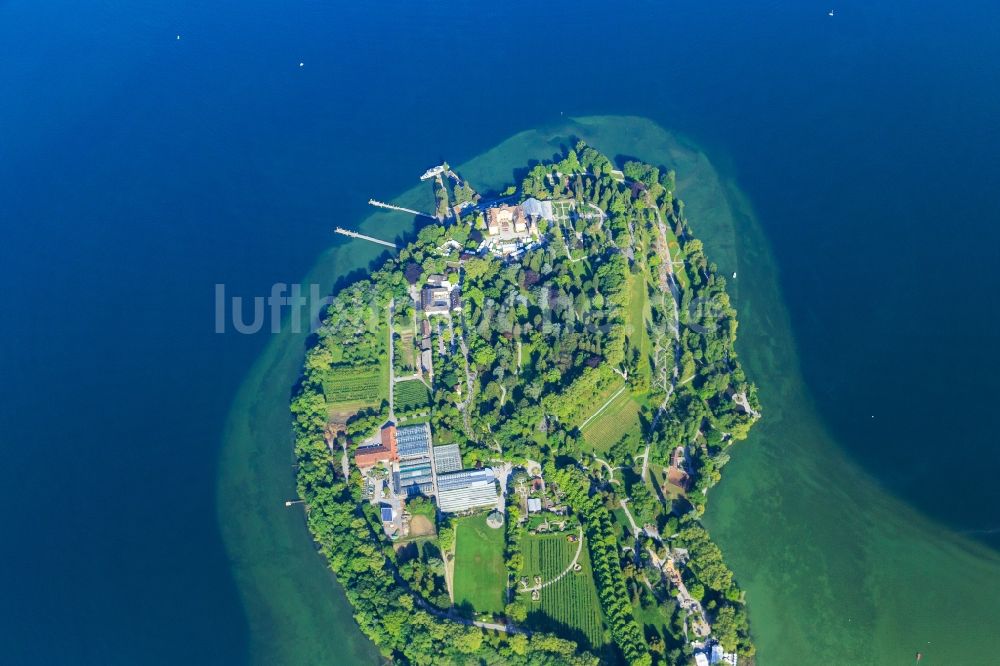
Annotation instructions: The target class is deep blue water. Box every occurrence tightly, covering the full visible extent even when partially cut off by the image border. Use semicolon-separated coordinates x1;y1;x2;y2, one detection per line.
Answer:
2;0;999;662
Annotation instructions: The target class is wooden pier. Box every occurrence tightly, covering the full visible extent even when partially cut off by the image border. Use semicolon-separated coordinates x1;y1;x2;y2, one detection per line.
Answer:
333;227;397;248
367;199;436;219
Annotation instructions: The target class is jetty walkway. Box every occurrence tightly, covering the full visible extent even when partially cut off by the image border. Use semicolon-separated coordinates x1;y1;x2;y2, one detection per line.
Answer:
368;199;436;219
333;227;397;248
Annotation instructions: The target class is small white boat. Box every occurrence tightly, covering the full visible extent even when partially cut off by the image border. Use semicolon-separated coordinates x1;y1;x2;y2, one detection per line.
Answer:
828;9;835;16
732;272;737;279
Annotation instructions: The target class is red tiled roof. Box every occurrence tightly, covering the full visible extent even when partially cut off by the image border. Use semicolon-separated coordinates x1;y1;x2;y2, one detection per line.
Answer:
355;446;393;468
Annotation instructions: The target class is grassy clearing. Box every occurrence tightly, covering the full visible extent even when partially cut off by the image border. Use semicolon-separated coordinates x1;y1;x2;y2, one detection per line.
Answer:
453;515;506;614
580;390;643;453
611;508;632;542
521;534;606;650
625;271;653;388
395;330;417;374
631;591;679;654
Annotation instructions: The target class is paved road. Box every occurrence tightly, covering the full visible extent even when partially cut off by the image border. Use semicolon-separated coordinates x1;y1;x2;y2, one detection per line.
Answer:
414;598;528;635
493;462;512;515
619;499;641;537
387;299;396;420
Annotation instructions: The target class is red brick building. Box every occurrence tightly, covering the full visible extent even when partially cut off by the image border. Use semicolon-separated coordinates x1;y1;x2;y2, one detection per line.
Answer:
354;423;399;469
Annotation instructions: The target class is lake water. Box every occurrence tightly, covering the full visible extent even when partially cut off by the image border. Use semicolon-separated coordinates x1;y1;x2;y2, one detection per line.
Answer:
2;1;999;663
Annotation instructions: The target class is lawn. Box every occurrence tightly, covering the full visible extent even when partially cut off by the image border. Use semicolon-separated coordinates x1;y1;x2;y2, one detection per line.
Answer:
625;271;653;388
520;533;606;650
395;330;417;374
580;390;643;453
632;590;681;654
453;514;506;614
518;339;533;373
612;508;633;542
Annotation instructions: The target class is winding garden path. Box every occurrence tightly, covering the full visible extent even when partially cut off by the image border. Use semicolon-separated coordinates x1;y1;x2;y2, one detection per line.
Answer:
520;526;585;593
642;195;682;481
618;499;641;537
591;457;619;484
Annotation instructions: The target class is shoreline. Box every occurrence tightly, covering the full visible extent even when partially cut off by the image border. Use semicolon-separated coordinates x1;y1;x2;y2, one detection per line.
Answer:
215;115;1000;664
691;143;1000;663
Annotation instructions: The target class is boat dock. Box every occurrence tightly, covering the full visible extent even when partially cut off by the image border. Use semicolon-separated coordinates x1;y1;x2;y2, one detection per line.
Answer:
368;199;436;219
420;165;446;181
334;227;397;248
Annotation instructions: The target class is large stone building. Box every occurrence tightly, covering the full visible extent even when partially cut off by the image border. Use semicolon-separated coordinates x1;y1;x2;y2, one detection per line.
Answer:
486;204;528;236
481;201;545;259
354;423;399;468
421;273;460;314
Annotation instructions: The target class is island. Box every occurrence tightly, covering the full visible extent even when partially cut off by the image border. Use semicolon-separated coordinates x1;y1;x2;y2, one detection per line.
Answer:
290;142;760;665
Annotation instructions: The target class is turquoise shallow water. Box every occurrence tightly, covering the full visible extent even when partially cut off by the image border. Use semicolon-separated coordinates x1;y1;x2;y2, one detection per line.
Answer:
218;117;1000;664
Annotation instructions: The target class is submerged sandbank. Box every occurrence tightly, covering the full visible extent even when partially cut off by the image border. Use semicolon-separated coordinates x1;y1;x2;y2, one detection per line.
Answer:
216;116;1000;664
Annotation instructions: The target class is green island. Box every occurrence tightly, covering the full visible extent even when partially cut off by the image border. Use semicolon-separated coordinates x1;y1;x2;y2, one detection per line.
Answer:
290;143;760;665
